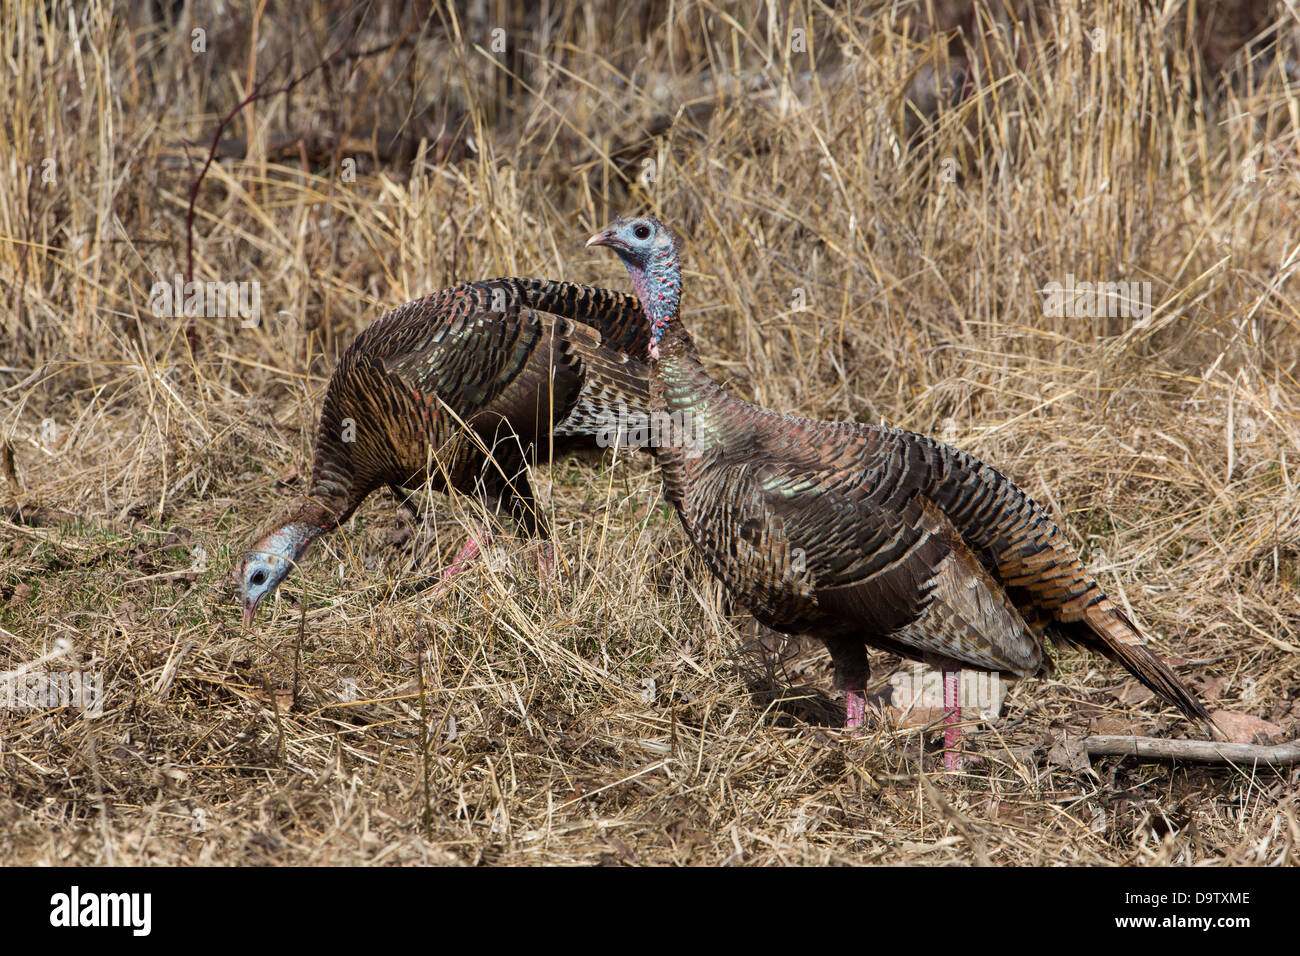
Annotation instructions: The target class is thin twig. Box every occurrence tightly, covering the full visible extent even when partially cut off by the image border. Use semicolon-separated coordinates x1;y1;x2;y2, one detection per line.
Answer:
1083;734;1300;766
990;735;1300;767
181;14;367;352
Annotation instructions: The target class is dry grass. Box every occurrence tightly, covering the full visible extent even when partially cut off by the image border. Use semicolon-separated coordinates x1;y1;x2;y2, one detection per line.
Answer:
1;0;1298;866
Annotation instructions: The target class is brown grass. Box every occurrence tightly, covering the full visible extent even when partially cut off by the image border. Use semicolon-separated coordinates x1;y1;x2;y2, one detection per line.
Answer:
1;0;1298;865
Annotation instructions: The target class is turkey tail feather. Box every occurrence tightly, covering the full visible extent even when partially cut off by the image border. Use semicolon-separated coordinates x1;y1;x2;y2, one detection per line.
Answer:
1070;604;1209;722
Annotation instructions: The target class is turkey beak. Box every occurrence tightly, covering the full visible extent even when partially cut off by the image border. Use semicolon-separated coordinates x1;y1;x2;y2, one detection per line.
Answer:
243;595;260;627
586;229;623;252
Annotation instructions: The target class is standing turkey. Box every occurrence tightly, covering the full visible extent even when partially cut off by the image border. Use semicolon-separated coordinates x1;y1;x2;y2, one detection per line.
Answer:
588;215;1208;770
236;277;649;623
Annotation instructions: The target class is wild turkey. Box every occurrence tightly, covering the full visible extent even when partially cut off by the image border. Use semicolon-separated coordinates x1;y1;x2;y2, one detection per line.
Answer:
588;215;1208;769
236;277;649;623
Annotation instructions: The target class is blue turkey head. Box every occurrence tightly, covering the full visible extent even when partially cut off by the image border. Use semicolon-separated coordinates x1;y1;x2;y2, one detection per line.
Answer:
587;216;681;358
236;524;310;624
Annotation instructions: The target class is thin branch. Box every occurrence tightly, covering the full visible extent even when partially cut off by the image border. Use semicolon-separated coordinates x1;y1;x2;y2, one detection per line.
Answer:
180;8;372;352
1083;734;1300;766
991;735;1300;767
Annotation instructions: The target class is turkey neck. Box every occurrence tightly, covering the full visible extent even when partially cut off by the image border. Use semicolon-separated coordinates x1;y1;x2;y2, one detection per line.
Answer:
652;323;716;407
256;494;348;566
649;322;744;503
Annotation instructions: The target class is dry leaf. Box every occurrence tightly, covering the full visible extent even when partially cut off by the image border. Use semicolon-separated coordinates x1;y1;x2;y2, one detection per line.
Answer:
1091;715;1129;735
1113;681;1155;706
256;687;296;712
1210;710;1283;744
887;704;947;730
1047;733;1092;773
1195;675;1227;700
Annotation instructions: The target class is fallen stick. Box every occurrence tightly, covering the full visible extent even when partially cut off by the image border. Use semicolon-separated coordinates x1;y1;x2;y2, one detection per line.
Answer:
988;735;1300;767
1082;734;1300;765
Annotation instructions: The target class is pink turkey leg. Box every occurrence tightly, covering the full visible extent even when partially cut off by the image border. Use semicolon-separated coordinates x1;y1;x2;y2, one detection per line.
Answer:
943;668;962;771
845;689;867;730
442;535;484;581
534;540;556;581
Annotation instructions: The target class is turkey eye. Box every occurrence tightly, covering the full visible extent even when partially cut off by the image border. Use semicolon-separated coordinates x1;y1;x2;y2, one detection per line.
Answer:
251;570;266;586
634;224;651;240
